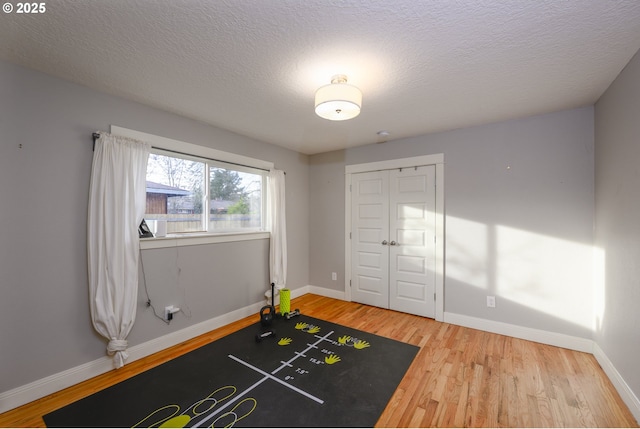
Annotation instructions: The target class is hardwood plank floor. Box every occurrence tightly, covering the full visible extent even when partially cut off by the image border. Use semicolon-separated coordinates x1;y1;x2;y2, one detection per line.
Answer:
1;294;637;427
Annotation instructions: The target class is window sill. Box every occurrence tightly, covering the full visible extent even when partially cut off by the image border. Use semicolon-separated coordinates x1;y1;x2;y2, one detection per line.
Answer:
139;231;270;250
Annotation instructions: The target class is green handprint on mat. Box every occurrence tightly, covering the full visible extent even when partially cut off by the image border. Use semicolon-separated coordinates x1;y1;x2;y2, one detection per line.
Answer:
306;326;321;334
324;354;341;364
295;322;308;330
278;337;292;346
353;340;370;350
338;335;351;344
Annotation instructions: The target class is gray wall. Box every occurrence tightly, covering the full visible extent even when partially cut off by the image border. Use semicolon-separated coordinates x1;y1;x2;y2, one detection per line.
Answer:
310;107;595;338
0;59;309;393
594;48;640;404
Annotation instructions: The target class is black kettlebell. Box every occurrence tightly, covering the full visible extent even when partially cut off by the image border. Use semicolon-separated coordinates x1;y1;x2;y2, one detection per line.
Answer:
260;305;274;326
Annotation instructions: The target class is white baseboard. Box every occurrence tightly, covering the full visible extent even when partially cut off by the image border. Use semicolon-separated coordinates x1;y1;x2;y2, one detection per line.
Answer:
0;353;115;415
275;284;345;302
265;284;309;305
593;343;640;423
0;300;266;414
444;312;594;353
306;284;346;301
0;287;343;414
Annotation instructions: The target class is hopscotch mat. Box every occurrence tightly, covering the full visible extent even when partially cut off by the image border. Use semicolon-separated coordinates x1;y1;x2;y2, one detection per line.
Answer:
44;315;419;427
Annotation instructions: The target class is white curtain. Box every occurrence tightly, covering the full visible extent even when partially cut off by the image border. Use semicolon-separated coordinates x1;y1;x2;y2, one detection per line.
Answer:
87;133;150;368
267;169;287;303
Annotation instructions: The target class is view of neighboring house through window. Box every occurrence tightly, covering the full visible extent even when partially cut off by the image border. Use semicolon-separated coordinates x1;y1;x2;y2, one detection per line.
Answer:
144;150;265;235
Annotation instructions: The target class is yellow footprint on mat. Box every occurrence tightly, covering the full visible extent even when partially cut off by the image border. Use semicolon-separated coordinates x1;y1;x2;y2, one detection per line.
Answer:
133;404;180;428
133;386;238;428
191;386;237;416
159;414;190;428
212;397;257;428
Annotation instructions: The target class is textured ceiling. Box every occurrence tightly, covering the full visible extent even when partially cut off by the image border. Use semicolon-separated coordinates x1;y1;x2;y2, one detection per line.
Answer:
2;0;640;154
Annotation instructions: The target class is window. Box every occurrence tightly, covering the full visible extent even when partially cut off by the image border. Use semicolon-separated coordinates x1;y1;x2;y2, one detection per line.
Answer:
144;150;266;235
110;125;274;247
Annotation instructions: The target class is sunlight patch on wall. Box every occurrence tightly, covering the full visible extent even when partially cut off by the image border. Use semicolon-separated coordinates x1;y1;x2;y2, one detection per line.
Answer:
593;247;606;333
445;214;597;332
495;225;594;331
446;216;489;291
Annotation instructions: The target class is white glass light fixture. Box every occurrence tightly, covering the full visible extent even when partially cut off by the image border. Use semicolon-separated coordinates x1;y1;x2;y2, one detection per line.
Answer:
314;74;362;121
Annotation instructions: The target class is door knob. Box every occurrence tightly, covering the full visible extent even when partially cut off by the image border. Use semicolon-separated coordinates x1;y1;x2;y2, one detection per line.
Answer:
381;240;388;245
390;241;397;246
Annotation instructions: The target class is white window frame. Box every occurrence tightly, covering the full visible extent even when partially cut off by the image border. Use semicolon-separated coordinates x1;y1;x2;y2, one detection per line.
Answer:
111;126;273;249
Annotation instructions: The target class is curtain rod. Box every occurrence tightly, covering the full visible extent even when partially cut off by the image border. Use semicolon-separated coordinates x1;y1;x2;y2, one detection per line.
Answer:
92;132;282;174
92;132;100;151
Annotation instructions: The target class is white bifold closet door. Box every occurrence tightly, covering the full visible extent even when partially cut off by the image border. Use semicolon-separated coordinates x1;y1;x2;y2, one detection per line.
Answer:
351;165;437;318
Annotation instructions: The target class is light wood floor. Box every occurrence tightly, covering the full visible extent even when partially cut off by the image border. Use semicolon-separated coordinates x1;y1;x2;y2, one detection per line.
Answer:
1;294;637;427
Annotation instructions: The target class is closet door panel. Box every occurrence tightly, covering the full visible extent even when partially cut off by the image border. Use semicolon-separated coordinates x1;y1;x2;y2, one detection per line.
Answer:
389;166;437;318
351;171;389;309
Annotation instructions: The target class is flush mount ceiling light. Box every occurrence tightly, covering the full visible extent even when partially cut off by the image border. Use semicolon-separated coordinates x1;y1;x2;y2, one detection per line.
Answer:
314;74;362;121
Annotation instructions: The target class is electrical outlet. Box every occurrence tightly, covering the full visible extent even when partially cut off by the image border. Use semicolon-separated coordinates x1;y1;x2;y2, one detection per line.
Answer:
164;305;174;321
332;272;337;281
486;296;496;308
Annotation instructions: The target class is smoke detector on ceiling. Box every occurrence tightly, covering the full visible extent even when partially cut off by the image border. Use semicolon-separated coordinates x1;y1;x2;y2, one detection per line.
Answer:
376;130;390;143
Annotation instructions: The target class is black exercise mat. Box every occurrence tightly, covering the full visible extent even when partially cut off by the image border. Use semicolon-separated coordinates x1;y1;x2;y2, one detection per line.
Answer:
44;315;419;428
